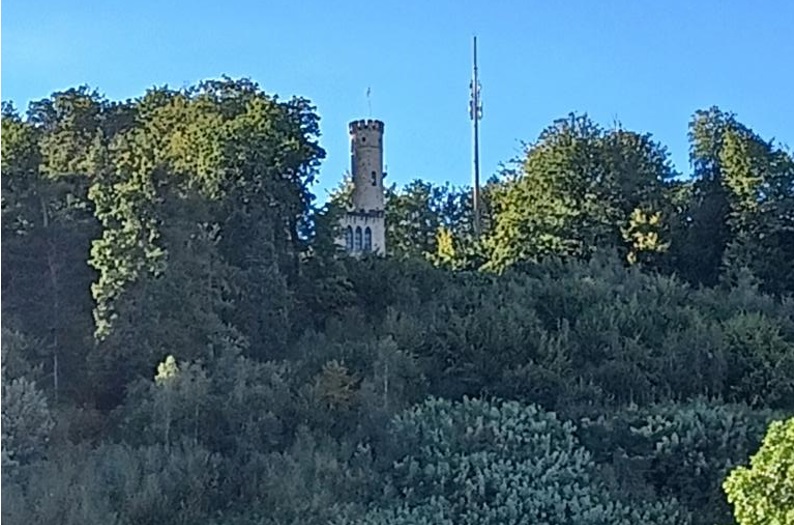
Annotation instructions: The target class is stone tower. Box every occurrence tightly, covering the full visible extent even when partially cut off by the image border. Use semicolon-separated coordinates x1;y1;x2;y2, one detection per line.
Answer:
338;119;386;255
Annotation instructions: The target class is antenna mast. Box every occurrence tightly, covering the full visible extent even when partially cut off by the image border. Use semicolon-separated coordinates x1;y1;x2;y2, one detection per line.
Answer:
469;36;483;235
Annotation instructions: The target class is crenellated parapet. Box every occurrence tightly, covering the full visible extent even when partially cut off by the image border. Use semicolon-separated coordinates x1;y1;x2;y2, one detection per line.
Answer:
349;119;385;134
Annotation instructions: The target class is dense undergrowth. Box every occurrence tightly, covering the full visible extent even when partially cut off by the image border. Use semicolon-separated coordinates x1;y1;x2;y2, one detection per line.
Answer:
2;79;793;524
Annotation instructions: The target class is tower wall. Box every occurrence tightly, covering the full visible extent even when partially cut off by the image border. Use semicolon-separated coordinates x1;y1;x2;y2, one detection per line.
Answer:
349;119;385;211
337;119;386;256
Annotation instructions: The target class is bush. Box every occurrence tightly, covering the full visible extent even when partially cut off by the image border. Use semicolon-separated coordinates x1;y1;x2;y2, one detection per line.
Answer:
342;398;689;525
1;441;221;525
724;417;794;525
578;400;775;525
1;372;54;469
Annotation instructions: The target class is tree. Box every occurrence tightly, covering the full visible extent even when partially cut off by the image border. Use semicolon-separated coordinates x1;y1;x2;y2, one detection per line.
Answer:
385;180;472;261
484;115;675;271
723;417;794;525
1;441;222;525
344;398;688;525
1;345;54;469
86;78;325;405
671;107;794;291
719;126;794;294
672;107;735;286
721;312;794;409
2;96;101;404
578;400;775;525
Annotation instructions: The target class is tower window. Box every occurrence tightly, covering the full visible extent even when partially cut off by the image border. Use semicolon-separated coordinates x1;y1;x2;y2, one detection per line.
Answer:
354;227;363;251
371;171;377;186
364;227;372;252
345;226;353;251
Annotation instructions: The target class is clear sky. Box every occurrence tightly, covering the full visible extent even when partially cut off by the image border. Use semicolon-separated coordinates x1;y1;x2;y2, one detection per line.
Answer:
3;1;793;201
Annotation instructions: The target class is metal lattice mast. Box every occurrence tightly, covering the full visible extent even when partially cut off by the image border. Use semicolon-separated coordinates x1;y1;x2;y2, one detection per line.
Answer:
469;36;483;235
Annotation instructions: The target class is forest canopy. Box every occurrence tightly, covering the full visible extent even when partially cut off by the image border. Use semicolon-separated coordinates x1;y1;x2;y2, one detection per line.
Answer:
2;78;793;525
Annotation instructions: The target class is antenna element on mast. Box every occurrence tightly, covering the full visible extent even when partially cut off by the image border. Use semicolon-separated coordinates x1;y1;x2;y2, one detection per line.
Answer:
469;36;483;235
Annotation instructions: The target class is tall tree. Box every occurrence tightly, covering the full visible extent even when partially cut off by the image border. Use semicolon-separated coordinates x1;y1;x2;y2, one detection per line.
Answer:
671;108;740;285
719;127;794;294
672;107;794;291
385;180;472;260
1;93;103;403
484;114;675;271
86;79;325;406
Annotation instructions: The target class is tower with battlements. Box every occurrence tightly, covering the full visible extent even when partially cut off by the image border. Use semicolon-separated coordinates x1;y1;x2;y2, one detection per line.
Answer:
338;119;386;255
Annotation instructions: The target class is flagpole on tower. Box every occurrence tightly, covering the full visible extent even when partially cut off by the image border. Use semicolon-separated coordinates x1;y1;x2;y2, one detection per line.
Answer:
469;36;483;236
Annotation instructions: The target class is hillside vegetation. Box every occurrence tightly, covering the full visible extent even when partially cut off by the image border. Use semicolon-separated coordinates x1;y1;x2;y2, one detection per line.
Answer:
2;78;793;524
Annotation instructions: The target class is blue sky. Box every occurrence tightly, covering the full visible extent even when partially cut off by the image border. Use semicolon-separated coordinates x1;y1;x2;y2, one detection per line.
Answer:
4;1;793;202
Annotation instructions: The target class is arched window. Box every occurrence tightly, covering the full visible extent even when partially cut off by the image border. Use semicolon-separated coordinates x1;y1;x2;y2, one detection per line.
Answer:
345;226;353;251
364;227;372;252
370;170;377;186
354;227;363;251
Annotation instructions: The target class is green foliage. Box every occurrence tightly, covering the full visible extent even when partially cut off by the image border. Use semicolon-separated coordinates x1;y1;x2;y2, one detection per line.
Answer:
118;346;296;453
344;398;688;525
3;82;793;525
1;441;222;525
290;329;427;442
332;254;794;413
484;115;675;271
673;107;794;292
1;367;54;469
672;107;734;286
2;100;98;402
0;325;45;383
386;180;473;260
724;417;794;525
38;78;325;407
88;79;323;349
231;429;379;525
722;312;794;408
579;400;775;525
622;208;669;265
719;126;794;294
